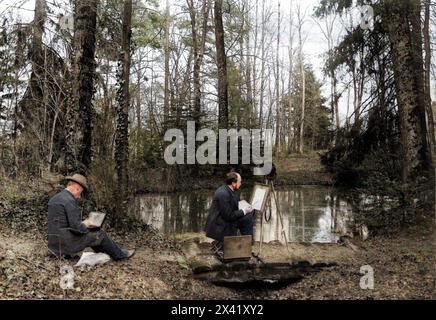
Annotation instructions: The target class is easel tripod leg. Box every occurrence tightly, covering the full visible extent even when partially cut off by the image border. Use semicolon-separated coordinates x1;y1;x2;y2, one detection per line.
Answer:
270;182;290;254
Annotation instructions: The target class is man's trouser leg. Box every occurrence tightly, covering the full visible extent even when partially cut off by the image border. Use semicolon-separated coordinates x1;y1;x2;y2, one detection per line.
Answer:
236;213;253;236
87;230;127;260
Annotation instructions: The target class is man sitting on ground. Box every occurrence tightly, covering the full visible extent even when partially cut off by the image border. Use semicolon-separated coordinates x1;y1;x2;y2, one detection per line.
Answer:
47;174;134;260
204;172;253;252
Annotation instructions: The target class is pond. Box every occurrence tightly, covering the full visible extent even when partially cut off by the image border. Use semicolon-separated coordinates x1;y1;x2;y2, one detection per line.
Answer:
129;185;354;243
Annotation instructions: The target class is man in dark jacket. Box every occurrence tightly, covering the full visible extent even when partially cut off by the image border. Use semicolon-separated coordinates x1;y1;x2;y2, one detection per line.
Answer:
204;172;253;247
47;174;134;260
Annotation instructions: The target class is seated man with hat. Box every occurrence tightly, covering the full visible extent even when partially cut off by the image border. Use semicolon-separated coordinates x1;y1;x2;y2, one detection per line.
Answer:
47;173;134;260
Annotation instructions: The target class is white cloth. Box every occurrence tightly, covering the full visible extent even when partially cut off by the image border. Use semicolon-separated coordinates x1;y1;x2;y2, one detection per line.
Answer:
74;252;111;267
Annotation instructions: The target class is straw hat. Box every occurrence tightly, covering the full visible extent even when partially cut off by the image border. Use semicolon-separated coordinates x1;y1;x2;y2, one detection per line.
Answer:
65;173;88;190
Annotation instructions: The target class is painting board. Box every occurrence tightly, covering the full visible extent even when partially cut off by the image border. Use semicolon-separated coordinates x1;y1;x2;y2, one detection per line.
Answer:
249;183;271;212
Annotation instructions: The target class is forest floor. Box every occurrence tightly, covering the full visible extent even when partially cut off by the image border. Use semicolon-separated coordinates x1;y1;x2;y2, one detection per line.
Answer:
0;219;434;299
0;153;434;299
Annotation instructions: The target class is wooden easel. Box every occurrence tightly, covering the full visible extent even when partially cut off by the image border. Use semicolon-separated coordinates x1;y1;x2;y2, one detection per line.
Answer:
257;180;290;257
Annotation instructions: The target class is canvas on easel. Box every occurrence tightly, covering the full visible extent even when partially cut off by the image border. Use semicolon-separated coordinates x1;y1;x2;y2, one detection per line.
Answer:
249;183;271;212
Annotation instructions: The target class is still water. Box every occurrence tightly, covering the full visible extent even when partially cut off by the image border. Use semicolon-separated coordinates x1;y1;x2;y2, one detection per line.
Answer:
129;186;354;243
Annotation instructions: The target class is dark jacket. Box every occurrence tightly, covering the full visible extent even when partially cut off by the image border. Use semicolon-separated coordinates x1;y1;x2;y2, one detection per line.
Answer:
47;189;88;256
204;185;244;241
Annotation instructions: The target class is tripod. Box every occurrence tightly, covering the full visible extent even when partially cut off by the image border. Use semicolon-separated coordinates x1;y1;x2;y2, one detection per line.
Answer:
257;179;290;257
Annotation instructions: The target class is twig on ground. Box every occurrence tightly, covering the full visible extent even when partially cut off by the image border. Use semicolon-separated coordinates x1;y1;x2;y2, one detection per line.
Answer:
18;256;51;272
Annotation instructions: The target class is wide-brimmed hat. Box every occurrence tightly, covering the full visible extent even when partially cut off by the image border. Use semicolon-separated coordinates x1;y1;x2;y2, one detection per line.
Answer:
65;174;88;190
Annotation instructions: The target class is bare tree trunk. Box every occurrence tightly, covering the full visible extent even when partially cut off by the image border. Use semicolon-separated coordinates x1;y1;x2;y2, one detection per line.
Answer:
423;0;435;163
315;13;339;143
28;0;46;128
353;45;365;131
148;55;155;134
280;62;286;150
266;68;274;131
114;0;132;215
259;1;266;131
163;0;170;129
17;0;46;172
214;0;228;129
332;69;339;137
188;0;198;124
136;64;141;155
297;5;305;154
243;0;253;128
252;0;259;127
275;3;281;154
177;49;194;126
12;25;26;175
288;3;294;153
65;0;97;174
246;33;253;128
238;19;245;128
299;59;305;154
345;87;350;129
188;0;211;127
384;0;430;183
101;57;111;158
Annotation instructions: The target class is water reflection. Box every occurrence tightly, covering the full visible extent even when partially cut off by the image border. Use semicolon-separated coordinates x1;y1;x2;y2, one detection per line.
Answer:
254;187;353;243
130;186;353;243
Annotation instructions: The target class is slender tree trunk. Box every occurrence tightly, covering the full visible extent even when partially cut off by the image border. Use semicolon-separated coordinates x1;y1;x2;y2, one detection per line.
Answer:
101;57;111;158
280;64;286;150
259;1;266;131
353;45;365;131
423;0;435;163
317;14;339;144
239;22;245;128
345;87;350;129
297;4;305;154
177;49;194;126
266;68;274;131
243;0;253;128
114;0;132;215
148;55;155;134
28;0;46;127
298;38;305;153
163;0;170;129
331;69;339;135
214;0;228;129
252;0;259;127
12;26;25;174
246;32;253;128
275;3;281;154
299;61;305;154
188;0;210;127
288;4;294;153
136;65;141;155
